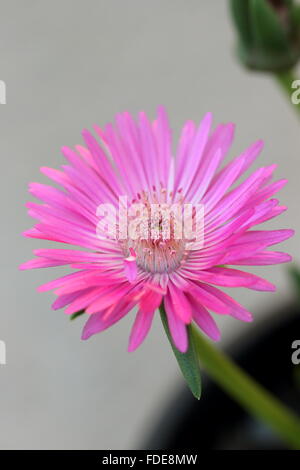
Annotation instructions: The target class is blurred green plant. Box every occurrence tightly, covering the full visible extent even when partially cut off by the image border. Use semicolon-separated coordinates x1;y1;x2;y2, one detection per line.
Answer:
230;0;300;71
160;304;202;399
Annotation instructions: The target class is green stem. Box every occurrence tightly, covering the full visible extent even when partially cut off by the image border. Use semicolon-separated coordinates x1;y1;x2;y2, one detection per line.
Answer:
190;324;300;449
275;69;300;117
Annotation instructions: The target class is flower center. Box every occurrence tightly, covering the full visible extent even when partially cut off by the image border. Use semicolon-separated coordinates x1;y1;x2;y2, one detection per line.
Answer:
120;186;191;274
127;237;186;273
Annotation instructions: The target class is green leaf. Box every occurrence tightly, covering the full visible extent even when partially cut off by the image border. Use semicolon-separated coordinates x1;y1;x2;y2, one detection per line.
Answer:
70;309;85;320
160;303;201;400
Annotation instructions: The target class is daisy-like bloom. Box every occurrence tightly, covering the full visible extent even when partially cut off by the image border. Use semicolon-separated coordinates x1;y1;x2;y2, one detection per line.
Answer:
20;108;293;353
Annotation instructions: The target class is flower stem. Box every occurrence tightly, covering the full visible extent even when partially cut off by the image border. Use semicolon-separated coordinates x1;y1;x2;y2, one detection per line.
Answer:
275;69;300;118
190;325;300;449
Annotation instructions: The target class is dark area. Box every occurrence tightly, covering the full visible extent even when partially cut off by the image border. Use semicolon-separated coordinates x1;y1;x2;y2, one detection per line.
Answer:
145;303;300;450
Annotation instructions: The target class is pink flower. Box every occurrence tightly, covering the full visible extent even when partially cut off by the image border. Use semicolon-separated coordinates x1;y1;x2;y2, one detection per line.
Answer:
20;108;294;353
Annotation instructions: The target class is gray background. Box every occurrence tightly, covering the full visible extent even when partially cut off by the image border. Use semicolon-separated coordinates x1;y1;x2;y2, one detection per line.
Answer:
0;0;299;449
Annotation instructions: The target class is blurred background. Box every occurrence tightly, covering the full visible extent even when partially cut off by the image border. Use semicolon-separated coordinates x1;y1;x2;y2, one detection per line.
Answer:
0;0;299;449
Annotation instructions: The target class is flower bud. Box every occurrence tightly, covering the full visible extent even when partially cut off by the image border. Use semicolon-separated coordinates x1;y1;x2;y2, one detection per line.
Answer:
230;0;300;71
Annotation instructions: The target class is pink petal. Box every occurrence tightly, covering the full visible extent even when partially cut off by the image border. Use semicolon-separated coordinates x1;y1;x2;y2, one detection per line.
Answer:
231;251;292;266
168;283;193;323
188;296;221;341
124;248;138;283
176;112;212;193
139;289;162;313
197;284;253;322
128;308;156;352
81;297;135;340
85;284;132;314
196;267;276;291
